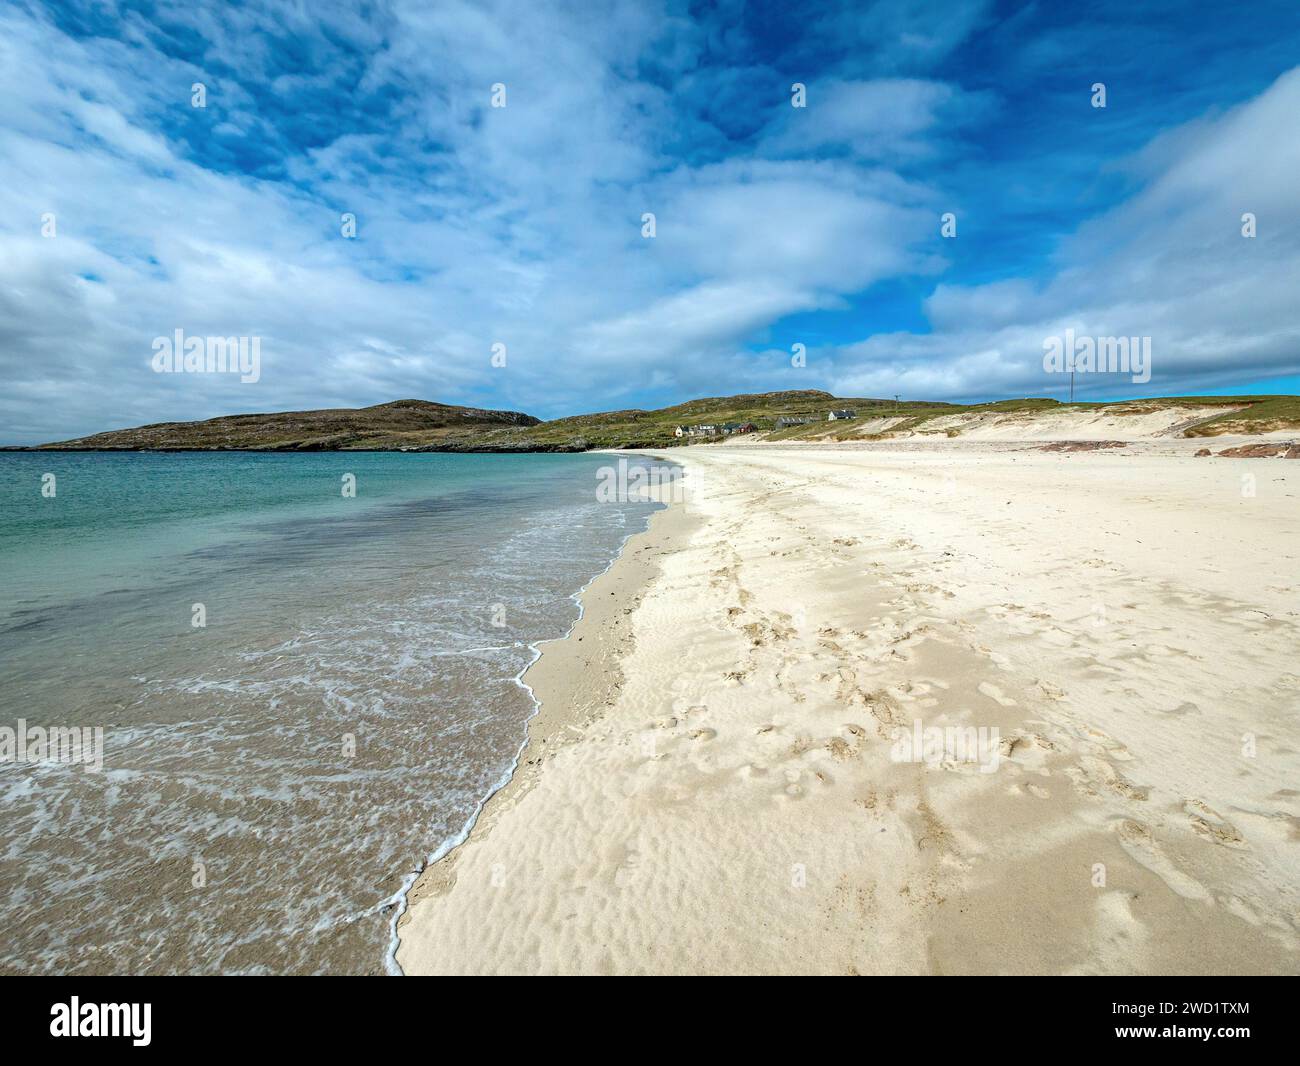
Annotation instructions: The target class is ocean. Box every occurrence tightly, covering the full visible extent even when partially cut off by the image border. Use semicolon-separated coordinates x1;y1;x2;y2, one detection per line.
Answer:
0;450;669;974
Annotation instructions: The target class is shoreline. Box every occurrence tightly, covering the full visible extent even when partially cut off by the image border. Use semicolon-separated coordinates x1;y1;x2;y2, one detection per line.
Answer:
394;479;697;971
397;443;1300;975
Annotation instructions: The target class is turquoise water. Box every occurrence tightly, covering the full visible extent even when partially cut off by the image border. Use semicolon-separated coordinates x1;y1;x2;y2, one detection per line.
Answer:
0;451;668;974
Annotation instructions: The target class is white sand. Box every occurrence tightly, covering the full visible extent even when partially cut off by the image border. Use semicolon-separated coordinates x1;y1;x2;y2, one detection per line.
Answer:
397;443;1300;975
908;403;1245;439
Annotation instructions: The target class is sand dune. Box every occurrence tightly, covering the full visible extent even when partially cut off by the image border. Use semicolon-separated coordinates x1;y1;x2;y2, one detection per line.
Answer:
397;443;1300;975
906;403;1248;440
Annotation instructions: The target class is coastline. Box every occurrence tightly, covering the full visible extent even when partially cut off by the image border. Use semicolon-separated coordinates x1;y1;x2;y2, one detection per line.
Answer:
394;473;697;971
396;442;1300;975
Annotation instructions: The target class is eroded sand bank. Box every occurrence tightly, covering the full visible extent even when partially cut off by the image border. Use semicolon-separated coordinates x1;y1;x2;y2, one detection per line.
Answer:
397;443;1300;975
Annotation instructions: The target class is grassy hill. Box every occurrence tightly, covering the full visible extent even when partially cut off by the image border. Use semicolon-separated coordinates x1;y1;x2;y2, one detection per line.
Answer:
36;399;540;451
29;391;1299;452
510;390;953;449
32;390;952;451
1172;395;1300;435
508;392;1300;448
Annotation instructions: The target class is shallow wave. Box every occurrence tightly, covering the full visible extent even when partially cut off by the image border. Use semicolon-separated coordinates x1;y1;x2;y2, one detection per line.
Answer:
0;454;667;974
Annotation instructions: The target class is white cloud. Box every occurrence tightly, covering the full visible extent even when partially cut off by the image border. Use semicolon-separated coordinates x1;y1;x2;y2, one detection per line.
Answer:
761;78;984;161
830;67;1300;402
0;1;959;441
0;2;1294;444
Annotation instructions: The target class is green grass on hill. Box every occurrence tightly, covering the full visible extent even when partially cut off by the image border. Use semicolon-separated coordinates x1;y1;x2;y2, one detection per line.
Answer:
511;391;1300;449
1171;395;1300;436
515;390;958;449
34;390;1299;452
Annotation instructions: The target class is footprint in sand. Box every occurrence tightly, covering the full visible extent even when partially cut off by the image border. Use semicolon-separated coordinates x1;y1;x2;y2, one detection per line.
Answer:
1080;726;1132;761
688;728;717;742
1069;756;1150;802
859;690;909;733
1000;731;1058;759
826;728;867;760
826;737;854;760
1115;819;1211;901
611;845;644;890
779;769;806;801
977;681;1017;707
904;582;943;595
1184;799;1246;848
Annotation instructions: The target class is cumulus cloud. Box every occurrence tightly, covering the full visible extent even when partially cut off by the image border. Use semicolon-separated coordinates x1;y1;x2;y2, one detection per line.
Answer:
0;0;1295;443
1;0;977;441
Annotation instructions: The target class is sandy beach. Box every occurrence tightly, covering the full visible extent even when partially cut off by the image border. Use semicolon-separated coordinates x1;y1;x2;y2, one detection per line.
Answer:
397;439;1300;975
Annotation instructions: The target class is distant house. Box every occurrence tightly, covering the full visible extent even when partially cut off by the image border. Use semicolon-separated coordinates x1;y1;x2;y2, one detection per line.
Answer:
689;423;720;436
827;409;857;421
722;421;757;436
775;416;813;429
674;424;689;437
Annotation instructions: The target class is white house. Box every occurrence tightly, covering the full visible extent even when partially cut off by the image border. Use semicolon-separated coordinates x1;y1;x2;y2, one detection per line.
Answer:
827;409;857;421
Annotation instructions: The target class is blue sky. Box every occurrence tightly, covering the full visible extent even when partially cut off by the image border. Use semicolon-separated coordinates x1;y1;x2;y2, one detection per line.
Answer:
2;0;1298;443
